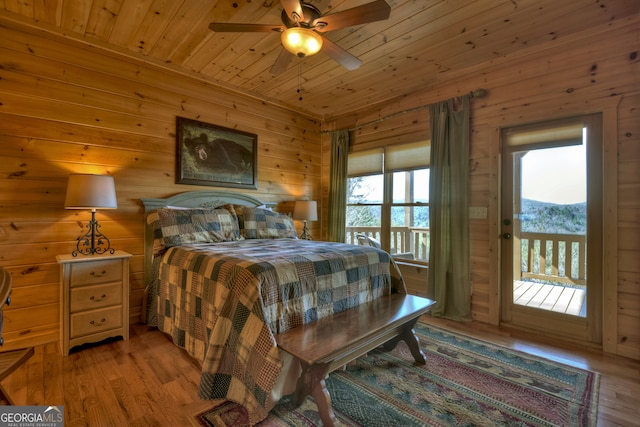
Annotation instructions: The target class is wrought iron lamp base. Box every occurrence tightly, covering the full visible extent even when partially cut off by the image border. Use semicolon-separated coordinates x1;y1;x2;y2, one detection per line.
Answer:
72;210;115;257
300;220;313;240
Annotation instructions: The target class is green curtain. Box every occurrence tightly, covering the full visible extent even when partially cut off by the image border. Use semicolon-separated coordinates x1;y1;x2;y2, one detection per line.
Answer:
327;130;349;242
427;96;472;321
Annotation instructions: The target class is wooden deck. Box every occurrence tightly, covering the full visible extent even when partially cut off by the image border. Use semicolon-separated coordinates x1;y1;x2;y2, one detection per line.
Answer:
513;280;586;317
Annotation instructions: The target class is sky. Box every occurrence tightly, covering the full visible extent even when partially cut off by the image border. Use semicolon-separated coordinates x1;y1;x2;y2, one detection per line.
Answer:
521;143;587;205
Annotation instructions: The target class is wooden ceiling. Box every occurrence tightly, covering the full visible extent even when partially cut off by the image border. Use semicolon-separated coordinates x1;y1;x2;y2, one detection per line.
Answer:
1;0;637;119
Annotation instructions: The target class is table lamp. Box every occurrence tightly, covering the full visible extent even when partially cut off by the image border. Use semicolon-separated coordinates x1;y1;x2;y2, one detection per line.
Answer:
293;200;317;240
64;174;117;256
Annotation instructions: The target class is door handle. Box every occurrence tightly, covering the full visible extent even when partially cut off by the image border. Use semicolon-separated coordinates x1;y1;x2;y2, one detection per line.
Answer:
503;233;511;239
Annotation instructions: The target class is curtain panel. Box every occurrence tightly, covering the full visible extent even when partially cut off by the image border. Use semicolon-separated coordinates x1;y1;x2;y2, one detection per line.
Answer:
327;130;349;242
427;96;472;320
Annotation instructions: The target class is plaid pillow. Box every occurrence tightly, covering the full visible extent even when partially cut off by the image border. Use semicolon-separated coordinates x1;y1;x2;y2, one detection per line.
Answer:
227;205;298;239
146;210;166;256
147;207;242;250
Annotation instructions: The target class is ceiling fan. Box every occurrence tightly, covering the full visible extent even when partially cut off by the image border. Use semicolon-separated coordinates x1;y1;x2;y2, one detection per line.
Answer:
208;0;391;74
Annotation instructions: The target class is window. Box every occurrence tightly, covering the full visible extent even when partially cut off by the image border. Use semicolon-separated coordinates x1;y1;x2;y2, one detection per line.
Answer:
346;141;430;262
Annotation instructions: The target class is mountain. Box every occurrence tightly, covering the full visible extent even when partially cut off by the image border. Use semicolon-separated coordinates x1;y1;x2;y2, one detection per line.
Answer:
520;199;586;234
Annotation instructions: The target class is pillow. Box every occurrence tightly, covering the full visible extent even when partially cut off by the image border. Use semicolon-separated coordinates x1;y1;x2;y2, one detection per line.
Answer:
228;205;298;239
357;234;381;248
146;210;166;256
147;207;242;250
366;236;381;248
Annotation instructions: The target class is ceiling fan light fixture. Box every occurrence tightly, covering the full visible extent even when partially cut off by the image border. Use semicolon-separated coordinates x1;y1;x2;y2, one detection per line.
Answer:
281;27;323;57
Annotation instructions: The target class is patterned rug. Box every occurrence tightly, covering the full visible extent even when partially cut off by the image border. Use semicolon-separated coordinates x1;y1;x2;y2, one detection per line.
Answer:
195;323;600;426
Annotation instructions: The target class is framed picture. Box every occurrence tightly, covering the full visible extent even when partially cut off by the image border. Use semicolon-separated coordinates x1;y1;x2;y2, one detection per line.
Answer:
176;117;258;189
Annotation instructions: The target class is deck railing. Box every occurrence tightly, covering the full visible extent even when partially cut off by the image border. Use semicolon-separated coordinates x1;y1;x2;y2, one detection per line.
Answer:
346;227;586;286
345;226;430;261
519;232;586;286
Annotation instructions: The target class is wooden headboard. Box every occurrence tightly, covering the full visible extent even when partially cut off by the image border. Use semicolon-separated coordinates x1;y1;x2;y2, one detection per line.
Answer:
140;190;269;292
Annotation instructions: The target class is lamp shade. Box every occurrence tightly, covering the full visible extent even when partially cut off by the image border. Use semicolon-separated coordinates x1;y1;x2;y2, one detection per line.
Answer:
281;27;323;57
64;174;117;210
293;200;318;221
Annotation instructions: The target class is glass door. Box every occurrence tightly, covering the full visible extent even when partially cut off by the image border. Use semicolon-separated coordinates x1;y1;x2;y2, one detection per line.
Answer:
501;115;602;344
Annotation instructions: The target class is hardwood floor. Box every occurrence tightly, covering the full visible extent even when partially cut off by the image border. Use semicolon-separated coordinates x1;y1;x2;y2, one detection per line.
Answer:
1;318;639;426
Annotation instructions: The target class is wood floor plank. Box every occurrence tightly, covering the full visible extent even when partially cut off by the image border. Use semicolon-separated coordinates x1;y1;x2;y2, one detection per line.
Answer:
566;289;586;315
528;283;554;307
0;320;637;426
539;284;564;311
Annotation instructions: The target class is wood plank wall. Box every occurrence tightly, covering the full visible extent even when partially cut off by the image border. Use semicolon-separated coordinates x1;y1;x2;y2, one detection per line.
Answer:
323;15;640;360
0;19;322;351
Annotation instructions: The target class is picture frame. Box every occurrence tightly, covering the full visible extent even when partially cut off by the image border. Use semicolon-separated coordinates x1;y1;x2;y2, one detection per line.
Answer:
176;117;258;189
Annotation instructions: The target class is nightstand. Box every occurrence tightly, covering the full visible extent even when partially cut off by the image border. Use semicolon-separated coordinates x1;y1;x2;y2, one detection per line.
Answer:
56;250;131;355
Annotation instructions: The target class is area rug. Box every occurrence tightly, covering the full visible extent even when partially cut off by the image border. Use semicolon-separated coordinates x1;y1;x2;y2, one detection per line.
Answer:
195;323;600;426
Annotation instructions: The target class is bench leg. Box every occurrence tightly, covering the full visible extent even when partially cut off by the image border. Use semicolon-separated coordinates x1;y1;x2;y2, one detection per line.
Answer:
311;377;337;427
381;320;426;365
400;326;426;365
292;363;337;427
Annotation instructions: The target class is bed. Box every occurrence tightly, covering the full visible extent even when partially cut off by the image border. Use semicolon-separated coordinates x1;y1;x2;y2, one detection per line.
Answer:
141;190;407;424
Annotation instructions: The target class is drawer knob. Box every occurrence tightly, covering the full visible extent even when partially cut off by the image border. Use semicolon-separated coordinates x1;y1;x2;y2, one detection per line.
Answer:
90;294;107;302
90;270;107;278
90;318;107;327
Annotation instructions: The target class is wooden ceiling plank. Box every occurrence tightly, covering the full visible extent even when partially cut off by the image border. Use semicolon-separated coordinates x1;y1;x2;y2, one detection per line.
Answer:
59;0;93;34
107;0;154;46
147;1;215;61
204;32;280;82
85;0;124;40
33;0;58;25
126;0;184;55
3;0;34;18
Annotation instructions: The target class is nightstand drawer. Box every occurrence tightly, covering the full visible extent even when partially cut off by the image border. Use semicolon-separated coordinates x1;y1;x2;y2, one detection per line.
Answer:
70;306;123;338
70;282;123;312
70;260;123;286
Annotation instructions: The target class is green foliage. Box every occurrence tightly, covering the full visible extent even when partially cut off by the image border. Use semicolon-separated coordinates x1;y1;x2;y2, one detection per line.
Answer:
521;199;586;234
346;205;380;227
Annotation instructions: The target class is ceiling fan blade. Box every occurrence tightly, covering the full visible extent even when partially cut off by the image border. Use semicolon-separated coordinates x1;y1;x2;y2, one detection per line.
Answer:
320;36;362;71
280;0;305;23
209;22;284;32
313;0;391;31
270;48;294;75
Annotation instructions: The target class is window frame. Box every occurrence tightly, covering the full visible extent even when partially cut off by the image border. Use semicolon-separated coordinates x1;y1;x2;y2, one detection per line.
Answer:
346;163;429;264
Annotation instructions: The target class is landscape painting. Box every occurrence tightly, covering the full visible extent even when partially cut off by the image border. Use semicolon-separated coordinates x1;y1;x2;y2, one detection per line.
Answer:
176;117;257;189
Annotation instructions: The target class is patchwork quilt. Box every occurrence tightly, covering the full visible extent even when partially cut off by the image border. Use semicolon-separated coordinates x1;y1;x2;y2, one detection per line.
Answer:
146;238;405;424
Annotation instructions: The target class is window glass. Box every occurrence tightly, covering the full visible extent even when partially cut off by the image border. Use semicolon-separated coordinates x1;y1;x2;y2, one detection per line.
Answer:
390;205;429;260
392;170;429;203
346;205;381;244
347;175;383;204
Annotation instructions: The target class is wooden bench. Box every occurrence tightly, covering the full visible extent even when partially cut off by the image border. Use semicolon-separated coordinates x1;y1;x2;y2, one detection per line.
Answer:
275;293;435;427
